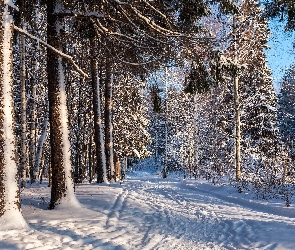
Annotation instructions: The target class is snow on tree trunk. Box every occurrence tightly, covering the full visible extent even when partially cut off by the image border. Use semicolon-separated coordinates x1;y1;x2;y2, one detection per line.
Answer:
58;58;79;205
234;74;241;181
36;116;48;181
48;57;80;209
47;0;79;209
90;39;108;184
105;60;115;181
233;12;241;181
0;2;27;229
193;94;199;174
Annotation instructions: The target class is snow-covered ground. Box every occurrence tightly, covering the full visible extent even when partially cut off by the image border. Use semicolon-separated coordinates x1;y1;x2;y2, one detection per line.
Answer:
1;170;295;249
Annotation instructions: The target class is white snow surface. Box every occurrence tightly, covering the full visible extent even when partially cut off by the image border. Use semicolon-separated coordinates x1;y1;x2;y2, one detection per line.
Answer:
1;170;295;249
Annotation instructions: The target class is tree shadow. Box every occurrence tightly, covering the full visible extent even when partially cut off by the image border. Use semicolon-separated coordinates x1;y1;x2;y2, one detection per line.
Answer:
29;222;127;250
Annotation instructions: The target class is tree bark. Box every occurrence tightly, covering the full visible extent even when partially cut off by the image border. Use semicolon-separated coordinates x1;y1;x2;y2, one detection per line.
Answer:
29;83;36;183
114;150;120;181
36;116;48;181
90;38;108;183
88;132;93;183
233;12;241;181
0;2;26;227
104;58;115;181
20;24;27;188
47;0;78;209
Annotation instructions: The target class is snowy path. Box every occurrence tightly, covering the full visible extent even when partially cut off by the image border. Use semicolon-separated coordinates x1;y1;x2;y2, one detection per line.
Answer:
1;172;295;249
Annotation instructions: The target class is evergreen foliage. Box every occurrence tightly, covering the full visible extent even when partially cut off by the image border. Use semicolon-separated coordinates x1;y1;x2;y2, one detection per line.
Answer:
278;64;295;146
264;0;295;30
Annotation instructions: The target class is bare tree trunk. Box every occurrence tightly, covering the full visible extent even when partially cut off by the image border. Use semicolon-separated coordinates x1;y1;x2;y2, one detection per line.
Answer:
29;83;36;183
47;0;78;209
39;151;45;184
233;12;241;181
163;67;168;179
104;59;115;181
48;153;52;187
114;150;120;181
88;133;93;183
36;116;48;181
0;2;26;227
20;23;27;188
90;38;108;183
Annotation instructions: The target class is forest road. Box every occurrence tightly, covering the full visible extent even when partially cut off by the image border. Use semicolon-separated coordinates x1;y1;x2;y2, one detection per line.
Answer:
110;175;295;250
2;174;295;250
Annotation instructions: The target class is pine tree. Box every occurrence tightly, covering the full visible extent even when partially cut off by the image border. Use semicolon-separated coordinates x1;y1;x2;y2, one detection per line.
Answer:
47;0;79;209
264;0;295;30
0;0;27;228
278;64;295;147
113;74;151;178
236;0;282;188
188;0;283;186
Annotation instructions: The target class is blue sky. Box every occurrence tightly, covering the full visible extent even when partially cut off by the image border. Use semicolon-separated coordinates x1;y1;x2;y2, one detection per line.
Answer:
266;19;295;92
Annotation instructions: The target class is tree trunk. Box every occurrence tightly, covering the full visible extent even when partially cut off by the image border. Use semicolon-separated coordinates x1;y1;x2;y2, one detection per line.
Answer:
36;116;48;181
20;23;27;188
88;133;93;183
48;153;51;187
233;12;241;181
29;83;36;183
0;2;27;228
47;0;79;209
163;67;168;179
39;151;45;184
90;38;108;183
114;150;120;181
104;59;115;181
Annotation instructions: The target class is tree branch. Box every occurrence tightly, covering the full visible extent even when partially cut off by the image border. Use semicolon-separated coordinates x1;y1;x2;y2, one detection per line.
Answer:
13;25;88;79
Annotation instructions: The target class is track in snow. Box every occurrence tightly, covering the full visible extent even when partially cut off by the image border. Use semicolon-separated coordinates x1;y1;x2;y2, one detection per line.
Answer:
1;173;295;249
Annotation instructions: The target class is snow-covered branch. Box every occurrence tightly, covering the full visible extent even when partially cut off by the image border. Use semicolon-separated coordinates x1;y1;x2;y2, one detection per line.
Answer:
13;25;88;78
5;0;19;11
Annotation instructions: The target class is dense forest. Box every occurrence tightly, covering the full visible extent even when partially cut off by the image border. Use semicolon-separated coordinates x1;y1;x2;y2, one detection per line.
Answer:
1;0;295;228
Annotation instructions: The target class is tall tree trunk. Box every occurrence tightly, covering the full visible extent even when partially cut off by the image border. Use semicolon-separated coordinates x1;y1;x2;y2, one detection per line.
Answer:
233;12;241;181
0;2;27;228
29;83;36;183
20;23;27;188
88;132;93;183
104;58;115;181
47;0;79;209
163;67;168;179
114;150;120;181
36;116;48;181
90;38;108;183
193;94;199;177
39;152;45;184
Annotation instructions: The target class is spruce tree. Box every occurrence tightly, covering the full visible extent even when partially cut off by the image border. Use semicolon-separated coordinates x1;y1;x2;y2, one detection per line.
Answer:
278;64;295;147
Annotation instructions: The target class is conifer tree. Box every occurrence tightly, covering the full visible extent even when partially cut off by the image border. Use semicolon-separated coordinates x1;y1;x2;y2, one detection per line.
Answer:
0;0;27;228
278;64;295;147
236;0;282;186
47;0;80;209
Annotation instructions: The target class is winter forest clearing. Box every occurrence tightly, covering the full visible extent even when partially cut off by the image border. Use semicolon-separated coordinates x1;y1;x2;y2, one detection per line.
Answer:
1;0;295;249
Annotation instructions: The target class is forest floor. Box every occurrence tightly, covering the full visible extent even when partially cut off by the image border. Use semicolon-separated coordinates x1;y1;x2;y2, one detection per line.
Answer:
1;169;295;249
